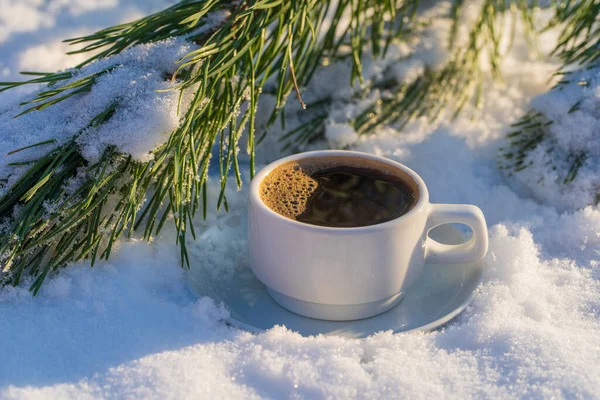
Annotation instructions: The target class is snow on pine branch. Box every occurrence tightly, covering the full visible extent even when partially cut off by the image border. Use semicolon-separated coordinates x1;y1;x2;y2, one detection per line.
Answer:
0;37;193;195
501;66;600;211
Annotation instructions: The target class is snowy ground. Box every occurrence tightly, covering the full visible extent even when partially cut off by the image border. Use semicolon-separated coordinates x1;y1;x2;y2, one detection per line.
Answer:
1;1;599;399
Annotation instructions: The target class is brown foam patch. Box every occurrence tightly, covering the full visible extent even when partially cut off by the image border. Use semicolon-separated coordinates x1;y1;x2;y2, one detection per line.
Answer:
260;161;318;219
260;156;420;220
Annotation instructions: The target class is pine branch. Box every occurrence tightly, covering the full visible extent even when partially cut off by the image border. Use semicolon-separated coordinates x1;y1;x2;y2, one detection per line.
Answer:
548;0;600;70
498;67;597;193
283;0;539;146
498;0;599;197
284;0;599;149
0;0;410;292
355;0;538;130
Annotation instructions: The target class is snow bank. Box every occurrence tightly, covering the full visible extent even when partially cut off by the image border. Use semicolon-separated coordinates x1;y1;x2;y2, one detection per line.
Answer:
0;0;599;399
505;67;600;211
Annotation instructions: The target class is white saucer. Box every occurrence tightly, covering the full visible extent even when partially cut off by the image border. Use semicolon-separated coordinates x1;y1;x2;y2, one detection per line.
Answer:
186;224;484;339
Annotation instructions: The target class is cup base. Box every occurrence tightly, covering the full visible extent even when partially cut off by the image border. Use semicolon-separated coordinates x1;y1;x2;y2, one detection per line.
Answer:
266;288;405;321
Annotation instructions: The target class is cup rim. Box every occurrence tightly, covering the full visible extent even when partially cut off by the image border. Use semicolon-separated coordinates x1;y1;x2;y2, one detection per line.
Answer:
250;150;430;232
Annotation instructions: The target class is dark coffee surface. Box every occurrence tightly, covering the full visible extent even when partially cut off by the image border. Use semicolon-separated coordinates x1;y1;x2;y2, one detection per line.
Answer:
260;157;418;228
295;166;415;227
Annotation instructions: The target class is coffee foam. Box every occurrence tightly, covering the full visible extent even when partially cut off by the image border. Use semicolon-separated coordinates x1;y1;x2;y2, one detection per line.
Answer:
260;161;319;219
260;156;419;220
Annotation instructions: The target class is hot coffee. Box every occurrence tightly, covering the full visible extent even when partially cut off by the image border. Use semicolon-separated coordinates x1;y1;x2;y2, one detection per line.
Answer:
259;157;418;227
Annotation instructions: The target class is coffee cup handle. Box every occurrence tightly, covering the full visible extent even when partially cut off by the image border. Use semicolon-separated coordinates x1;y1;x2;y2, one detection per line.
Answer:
424;204;488;264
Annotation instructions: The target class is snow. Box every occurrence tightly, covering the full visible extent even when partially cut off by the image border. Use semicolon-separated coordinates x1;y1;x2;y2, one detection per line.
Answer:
1;0;600;399
324;123;359;148
508;67;600;211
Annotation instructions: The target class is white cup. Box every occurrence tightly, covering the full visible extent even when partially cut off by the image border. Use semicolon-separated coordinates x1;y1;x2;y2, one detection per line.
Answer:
248;150;488;321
